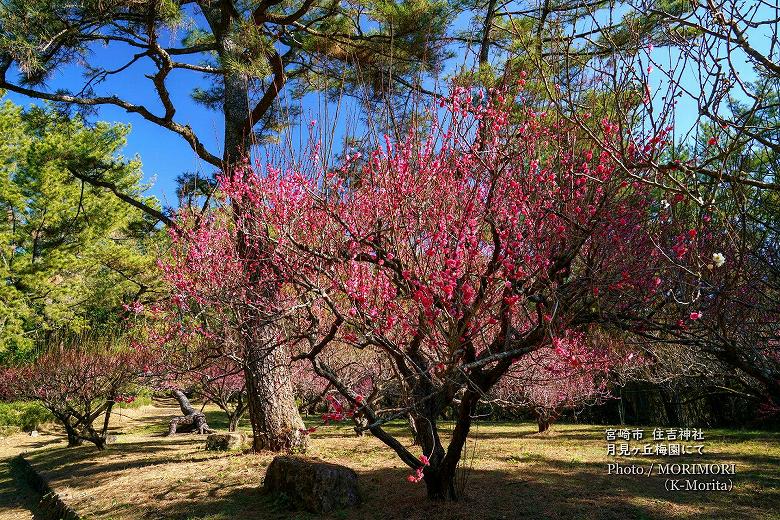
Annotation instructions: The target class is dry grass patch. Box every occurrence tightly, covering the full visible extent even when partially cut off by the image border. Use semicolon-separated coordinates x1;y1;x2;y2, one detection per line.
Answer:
0;429;64;519
14;401;780;520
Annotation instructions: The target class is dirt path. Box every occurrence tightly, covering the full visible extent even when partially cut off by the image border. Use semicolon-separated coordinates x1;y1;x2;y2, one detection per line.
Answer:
0;431;64;519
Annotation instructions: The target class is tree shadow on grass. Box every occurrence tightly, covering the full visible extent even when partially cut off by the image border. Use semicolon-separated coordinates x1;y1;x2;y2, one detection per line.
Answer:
456;423;611;442
135;465;673;520
305;425;419;441
1;457;42;518
25;436;218;484
140;451;779;520
10;436;64;452
20;427;780;520
514;453;778;513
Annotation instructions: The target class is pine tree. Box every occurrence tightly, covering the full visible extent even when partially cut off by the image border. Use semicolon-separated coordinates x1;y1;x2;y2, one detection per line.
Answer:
0;98;161;359
0;0;459;451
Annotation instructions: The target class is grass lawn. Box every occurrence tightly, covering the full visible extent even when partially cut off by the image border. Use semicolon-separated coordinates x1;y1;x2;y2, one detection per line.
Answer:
6;399;780;520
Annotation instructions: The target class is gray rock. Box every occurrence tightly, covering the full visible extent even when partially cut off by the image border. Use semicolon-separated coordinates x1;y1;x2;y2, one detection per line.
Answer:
29;430;39;437
105;434;119;444
263;455;360;513
205;432;244;451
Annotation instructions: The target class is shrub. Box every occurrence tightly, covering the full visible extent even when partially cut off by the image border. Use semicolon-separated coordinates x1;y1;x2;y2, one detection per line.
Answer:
0;401;54;432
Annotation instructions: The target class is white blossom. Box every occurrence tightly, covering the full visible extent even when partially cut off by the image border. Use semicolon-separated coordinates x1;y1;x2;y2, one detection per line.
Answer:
712;252;725;267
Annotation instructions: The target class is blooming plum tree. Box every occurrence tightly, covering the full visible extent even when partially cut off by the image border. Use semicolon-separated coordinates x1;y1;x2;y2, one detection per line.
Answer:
149;210;309;450
169;83;689;498
163;76;712;499
490;331;641;432
138;317;248;433
291;360;330;415
634;191;780;413
292;348;395;435
192;358;247;433
0;348;144;448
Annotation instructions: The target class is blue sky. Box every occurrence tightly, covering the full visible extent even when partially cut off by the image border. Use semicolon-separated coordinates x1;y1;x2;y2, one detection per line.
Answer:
2;15;434;207
2;3;766;207
5;42;227;207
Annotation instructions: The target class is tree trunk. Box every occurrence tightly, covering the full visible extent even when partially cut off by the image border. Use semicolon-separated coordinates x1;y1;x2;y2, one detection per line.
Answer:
408;413;419;444
200;8;306;453
478;0;498;65
352;415;368;436
410;388;479;501
167;389;213;435
99;401;114;443
244;340;308;452
537;417;551;433
223;53;306;453
173;389;197;415
64;421;83;447
423;466;458;501
228;413;240;432
659;387;680;426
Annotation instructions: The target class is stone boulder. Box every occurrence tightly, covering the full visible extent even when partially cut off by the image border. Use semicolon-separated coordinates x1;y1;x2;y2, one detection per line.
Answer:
263;455;360;513
205;432;244;451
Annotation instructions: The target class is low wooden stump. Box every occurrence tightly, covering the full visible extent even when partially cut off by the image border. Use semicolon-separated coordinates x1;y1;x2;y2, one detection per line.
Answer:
205;433;244;451
263;455;360;513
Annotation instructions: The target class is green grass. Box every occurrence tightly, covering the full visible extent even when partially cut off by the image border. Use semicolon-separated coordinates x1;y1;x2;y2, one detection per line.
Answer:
0;388;155;438
124;387;155;409
0;401;53;433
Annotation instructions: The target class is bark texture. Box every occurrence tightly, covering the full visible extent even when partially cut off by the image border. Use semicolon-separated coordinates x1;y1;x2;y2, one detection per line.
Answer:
263;455;360;512
228;413;241;433
167;389;214;435
244;340;308;452
198;9;308;450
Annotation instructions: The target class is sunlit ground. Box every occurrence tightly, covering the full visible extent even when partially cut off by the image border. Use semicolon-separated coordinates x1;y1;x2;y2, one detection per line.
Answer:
1;400;778;520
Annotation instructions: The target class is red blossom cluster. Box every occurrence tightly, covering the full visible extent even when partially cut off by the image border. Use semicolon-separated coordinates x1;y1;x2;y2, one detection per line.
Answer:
321;394;363;424
407;454;430;483
149;84;723;495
